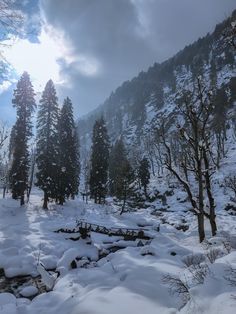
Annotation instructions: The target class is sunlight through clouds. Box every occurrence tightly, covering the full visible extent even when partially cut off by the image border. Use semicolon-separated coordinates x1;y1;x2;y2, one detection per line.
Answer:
3;25;72;91
2;24;101;94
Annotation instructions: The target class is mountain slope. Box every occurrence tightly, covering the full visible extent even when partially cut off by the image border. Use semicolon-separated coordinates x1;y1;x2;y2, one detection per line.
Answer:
78;10;236;156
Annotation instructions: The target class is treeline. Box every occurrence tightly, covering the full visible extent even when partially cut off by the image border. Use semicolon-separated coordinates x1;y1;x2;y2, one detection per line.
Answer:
5;72;149;211
87;116;150;213
8;73;80;208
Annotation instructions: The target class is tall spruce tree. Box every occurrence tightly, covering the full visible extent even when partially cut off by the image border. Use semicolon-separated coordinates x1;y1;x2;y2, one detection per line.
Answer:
57;97;80;204
9;72;36;205
138;157;150;197
36;80;59;209
89;117;109;204
109;138;134;214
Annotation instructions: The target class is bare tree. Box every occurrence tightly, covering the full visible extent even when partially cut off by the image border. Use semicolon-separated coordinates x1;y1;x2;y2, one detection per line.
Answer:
156;78;218;242
142;133;157;176
0;0;23;43
0;121;9;197
158;120;206;242
0;0;24;80
0;121;7;149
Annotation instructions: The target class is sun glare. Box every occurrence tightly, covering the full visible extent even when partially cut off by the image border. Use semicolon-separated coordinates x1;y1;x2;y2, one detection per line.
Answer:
3;26;71;91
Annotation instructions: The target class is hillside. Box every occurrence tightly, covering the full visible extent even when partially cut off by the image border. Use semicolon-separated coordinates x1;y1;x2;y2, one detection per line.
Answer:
78;10;236;155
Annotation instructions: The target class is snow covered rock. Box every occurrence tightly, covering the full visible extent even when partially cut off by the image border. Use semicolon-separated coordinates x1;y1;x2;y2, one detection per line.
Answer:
19;286;38;298
0;293;16;306
57;248;81;275
37;263;56;290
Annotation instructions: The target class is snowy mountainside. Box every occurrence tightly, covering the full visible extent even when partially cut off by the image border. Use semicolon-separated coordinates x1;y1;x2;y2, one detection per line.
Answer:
78;10;236;153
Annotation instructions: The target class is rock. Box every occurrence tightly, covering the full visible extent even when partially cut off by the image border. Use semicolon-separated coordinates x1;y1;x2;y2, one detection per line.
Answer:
20;286;38;298
70;260;77;269
224;203;236;215
137;240;144;247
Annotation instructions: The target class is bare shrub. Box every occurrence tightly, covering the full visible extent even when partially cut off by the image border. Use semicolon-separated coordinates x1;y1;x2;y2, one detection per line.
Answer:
188;263;210;284
162;273;190;305
206;248;222;264
224;175;236;199
222;239;232;254
182;253;205;268
224;265;236;286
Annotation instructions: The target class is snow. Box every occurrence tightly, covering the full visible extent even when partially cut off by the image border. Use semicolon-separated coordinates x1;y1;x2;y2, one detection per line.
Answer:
0;173;236;314
20;286;38;298
0;293;16;306
36;263;56;289
0;293;17;314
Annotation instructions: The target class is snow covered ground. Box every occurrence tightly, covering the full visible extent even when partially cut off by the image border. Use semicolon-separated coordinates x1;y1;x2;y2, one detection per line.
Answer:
0;184;236;314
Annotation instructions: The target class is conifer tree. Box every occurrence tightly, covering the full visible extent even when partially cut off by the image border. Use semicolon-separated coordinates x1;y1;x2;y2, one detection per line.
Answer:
109;138;134;214
109;139;126;196
138;157;150;197
36;80;59;209
209;58;217;91
9;72;36;205
89;117;109;204
57;97;80;204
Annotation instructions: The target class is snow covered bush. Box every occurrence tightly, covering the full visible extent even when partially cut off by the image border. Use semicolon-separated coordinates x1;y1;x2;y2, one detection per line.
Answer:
224;265;236;286
162;273;190;306
206;248;223;264
182;253;206;268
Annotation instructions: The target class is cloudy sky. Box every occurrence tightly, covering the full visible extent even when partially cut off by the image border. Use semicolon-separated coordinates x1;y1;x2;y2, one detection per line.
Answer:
0;0;235;123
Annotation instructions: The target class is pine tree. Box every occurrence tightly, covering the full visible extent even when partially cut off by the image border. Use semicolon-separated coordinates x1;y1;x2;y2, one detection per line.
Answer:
209;58;217;91
109;138;126;196
8;123;16;160
9;72;36;205
36;80;59;209
89;117;110;204
57;97;80;204
109;138;134;214
138;157;150;197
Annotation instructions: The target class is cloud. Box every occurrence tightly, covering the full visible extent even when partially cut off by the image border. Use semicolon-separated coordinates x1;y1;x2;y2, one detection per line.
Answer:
2;25;73;91
39;0;236;117
40;0;158;116
1;0;236;123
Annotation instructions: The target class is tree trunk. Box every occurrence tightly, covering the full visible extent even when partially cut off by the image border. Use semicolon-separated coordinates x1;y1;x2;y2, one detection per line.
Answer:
150;159;155;176
3;187;6;199
43;192;48;209
144;186;147;198
120;191;127;215
203;148;217;236
209;215;217;237
197;213;205;242
20;194;24;206
27;153;36;202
